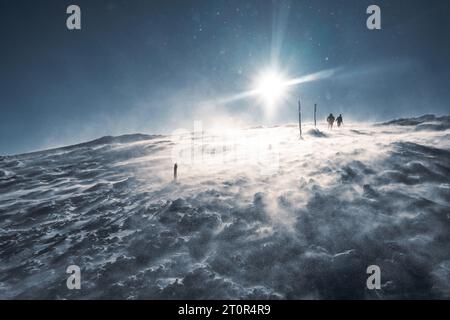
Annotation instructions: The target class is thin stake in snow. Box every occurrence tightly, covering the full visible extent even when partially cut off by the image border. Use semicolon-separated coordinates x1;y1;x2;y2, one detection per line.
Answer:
314;103;317;127
298;100;302;139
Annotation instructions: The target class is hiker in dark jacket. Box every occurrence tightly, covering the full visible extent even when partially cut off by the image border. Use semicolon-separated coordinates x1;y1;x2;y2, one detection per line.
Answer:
327;113;335;130
336;114;343;127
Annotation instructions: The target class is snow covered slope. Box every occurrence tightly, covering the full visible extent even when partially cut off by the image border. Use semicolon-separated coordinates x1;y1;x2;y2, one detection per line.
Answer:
1;116;449;299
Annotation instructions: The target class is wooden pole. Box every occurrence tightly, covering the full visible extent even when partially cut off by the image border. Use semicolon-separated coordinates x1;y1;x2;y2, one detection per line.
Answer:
314;104;317;128
298;100;302;139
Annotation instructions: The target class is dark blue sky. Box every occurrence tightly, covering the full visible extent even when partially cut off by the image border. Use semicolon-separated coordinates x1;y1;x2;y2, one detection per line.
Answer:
1;0;449;155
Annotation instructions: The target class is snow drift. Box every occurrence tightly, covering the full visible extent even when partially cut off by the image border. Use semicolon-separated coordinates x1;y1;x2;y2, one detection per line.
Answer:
0;115;449;299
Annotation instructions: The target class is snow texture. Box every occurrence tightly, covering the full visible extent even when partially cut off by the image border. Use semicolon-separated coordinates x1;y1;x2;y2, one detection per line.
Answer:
1;115;449;299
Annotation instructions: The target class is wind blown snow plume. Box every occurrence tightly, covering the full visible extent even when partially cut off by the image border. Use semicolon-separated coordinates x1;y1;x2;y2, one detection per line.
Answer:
0;115;450;299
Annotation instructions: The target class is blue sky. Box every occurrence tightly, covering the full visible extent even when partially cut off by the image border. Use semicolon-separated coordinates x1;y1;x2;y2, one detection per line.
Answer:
1;0;449;155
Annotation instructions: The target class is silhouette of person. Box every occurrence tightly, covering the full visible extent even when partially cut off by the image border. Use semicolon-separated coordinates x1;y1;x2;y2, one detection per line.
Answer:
327;113;335;130
173;163;178;181
336;114;343;127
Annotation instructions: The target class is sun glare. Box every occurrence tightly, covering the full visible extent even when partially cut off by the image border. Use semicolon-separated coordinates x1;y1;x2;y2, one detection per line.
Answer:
255;70;287;106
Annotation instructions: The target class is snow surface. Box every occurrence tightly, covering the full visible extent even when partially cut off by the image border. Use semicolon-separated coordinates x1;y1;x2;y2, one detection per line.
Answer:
0;115;449;299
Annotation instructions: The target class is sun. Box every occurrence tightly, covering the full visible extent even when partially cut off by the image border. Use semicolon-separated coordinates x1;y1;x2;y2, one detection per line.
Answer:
254;70;287;106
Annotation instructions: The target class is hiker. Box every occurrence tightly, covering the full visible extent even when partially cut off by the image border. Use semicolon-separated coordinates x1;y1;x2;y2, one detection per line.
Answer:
173;163;178;181
327;113;335;130
336;114;343;127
